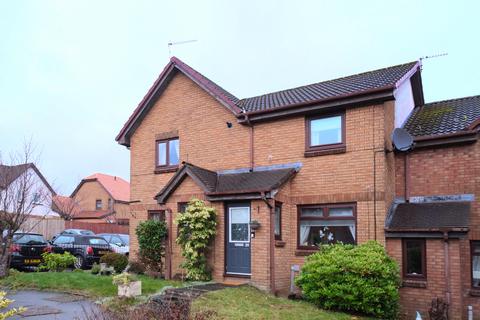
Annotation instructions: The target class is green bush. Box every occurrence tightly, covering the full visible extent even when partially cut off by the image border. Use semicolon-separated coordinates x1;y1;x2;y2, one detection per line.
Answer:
127;261;146;275
295;241;400;319
39;252;76;272
91;263;101;275
135;219;168;275
175;199;217;281
99;253;128;274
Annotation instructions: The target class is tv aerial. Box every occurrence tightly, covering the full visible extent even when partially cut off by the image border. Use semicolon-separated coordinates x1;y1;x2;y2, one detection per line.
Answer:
391;128;414;152
168;39;198;57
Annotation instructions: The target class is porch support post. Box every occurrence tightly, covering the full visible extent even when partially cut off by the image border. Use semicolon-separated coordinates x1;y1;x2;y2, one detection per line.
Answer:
166;208;173;279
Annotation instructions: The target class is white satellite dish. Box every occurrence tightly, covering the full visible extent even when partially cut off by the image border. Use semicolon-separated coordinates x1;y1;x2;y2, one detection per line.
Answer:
391;128;414;152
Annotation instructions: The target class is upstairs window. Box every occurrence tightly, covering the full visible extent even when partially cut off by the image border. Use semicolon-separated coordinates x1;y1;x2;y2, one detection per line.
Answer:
108;198;113;210
306;113;345;154
156;138;179;168
402;239;426;279
95;199;102;210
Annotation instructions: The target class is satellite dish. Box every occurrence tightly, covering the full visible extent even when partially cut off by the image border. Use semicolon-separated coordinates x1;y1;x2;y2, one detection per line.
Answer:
391;128;414;152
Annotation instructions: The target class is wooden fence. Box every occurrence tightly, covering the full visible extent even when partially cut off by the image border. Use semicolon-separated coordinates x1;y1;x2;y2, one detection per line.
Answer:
21;216;65;240
65;220;129;234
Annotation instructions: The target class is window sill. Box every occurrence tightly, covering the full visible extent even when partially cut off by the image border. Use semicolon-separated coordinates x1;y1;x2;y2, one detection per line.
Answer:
469;289;480;297
154;166;179;174
275;240;286;248
402;279;427;288
295;248;318;256
304;146;346;157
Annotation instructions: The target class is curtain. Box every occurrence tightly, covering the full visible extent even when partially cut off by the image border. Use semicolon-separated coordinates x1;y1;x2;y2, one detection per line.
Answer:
300;225;311;245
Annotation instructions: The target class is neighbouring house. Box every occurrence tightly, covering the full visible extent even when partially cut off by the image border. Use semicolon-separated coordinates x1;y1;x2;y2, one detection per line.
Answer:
68;173;131;226
116;56;479;319
0;163;64;239
385;95;480;319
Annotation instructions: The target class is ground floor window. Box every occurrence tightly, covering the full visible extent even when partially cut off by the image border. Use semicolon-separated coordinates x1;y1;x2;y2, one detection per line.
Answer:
402;238;426;279
297;203;356;248
148;210;164;221
471;241;480;287
274;202;282;240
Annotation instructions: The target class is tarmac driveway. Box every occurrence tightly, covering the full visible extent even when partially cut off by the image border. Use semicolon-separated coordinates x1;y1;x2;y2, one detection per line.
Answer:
6;290;98;320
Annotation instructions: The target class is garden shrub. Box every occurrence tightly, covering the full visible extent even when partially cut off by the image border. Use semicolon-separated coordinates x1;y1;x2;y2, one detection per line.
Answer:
39;252;76;272
100;253;128;274
0;291;26;319
175;199;217;281
295;241;400;319
135;219;168;276
91;263;101;275
127;261;146;275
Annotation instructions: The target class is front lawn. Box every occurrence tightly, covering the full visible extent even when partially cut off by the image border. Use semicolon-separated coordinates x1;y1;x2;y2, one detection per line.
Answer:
0;270;179;297
191;286;369;320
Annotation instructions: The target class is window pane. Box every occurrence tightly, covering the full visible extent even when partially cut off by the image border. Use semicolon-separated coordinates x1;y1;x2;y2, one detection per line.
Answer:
405;240;423;275
329;207;353;217
231;223;249;241
96;200;102;210
300;207;323;217
274;206;281;237
230;208;249;242
299;220;355;246
473;242;480;287
169;139;179;165
310;116;342;146
157;142;167;166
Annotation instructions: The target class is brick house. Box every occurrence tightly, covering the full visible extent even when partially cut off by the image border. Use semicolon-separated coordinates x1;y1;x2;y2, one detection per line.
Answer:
386;95;480;319
68;173;131;225
116;57;479;318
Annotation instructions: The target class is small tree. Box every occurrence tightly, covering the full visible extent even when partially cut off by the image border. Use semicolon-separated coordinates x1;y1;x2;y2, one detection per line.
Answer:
175;199;217;281
135;219;168;276
0;291;26;319
0;142;52;278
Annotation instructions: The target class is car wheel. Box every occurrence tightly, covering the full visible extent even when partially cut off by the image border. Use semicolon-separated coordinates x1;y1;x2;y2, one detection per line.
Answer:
74;255;84;269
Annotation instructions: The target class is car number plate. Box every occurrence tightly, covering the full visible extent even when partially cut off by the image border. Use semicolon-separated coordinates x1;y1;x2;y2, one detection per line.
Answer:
24;259;41;264
99;251;109;255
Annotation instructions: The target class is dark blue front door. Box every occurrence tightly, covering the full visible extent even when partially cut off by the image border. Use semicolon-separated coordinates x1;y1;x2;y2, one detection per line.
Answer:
226;203;251;275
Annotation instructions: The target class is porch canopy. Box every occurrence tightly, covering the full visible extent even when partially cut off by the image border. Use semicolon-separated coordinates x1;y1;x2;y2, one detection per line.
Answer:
385;201;470;238
155;162;298;203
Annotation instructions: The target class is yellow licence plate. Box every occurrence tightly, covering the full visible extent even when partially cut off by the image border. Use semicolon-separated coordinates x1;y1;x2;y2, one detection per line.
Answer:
99;251;109;255
25;259;41;264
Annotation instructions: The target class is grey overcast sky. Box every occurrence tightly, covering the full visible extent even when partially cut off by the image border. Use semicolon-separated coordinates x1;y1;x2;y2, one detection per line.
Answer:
1;0;479;195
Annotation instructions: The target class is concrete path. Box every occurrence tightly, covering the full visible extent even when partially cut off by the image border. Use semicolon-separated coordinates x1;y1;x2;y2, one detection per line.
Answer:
6;290;97;320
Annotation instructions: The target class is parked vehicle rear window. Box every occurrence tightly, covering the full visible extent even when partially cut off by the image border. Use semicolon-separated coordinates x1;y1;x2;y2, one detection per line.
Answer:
13;234;46;244
88;238;109;245
119;235;129;244
80;230;94;235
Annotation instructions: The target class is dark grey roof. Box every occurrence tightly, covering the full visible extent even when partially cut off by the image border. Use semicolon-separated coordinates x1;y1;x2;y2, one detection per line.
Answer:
0;164;31;189
403;95;480;137
238;62;418;112
155;162;297;203
215;169;296;194
386;202;470;230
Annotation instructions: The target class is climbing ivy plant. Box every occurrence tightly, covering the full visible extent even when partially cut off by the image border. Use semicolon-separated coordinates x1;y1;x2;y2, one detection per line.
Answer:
175;198;217;281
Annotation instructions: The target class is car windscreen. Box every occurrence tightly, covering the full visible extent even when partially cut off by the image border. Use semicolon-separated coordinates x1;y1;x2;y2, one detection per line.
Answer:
119;235;129;244
13;234;46;244
79;230;95;235
88;238;109;245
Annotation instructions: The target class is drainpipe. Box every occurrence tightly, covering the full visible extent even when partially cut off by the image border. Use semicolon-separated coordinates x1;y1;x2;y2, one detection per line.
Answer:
167;208;173;279
405;153;410;202
443;231;451;316
261;192;276;294
244;114;254;171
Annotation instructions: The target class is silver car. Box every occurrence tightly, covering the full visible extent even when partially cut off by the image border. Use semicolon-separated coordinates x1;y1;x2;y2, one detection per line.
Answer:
97;233;129;256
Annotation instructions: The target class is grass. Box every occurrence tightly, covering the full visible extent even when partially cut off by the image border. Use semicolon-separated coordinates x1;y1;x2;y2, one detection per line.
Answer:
191;286;369;320
0;270;180;298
